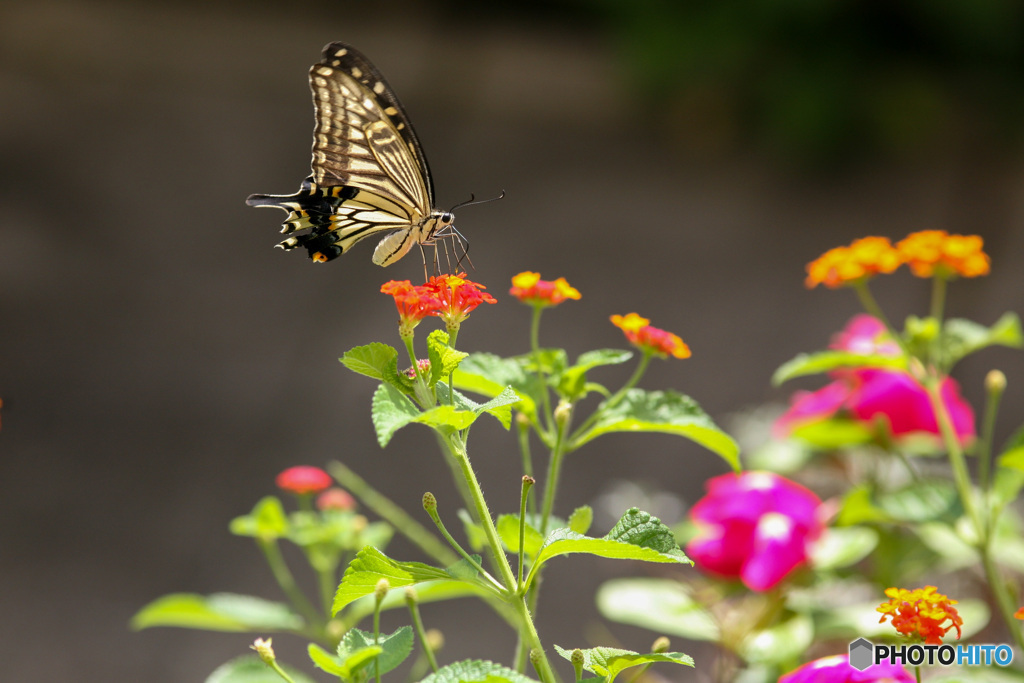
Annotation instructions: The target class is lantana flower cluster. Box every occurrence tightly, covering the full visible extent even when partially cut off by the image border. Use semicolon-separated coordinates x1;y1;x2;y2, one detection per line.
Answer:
877;585;963;645
806;230;990;288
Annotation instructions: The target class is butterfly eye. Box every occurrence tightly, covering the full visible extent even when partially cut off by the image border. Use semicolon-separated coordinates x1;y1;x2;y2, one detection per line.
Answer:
442;212;454;223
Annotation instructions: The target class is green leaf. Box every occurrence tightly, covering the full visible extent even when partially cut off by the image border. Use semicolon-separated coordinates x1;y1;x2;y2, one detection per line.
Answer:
809;526;878;570
205;654;318;683
371;383;423;447
596;578;718;641
788;417;874;450
445;555;483;581
496;514;544;556
458;509;488;552
435;384;520;430
416;404;479;433
567;506;593;535
131;593;302;632
836;485;891;525
557;349;633;400
332;546;456;614
939;313;1023;370
526;508;690;589
772;350;906;385
341;343;401;384
452;353;540;419
553;645;694;683
994;446;1024;507
876;479;960;523
309;641;383;678
427;330;468;387
420;660;540;683
229;496;289;540
574;389;740;471
740;614;814;664
340;626;414;676
342;579;497;624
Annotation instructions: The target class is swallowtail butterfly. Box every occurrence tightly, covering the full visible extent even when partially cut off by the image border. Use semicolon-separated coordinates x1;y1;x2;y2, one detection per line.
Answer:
247;42;460;267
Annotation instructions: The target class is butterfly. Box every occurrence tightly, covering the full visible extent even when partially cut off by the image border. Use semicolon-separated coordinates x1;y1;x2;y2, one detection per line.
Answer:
247;42;463;267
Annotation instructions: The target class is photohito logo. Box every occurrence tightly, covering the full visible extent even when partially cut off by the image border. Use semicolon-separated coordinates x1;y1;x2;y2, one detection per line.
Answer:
848;638;1014;670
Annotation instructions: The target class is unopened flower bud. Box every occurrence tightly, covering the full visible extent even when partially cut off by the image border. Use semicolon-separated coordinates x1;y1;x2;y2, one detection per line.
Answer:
374;578;391;603
422;492;437;512
426;628;444;651
570;649;585;667
986;369;1007;394
529;649;544;669
404;586;418;606
651;636;670;653
250;637;275;665
515;412;531;430
554;400;572;427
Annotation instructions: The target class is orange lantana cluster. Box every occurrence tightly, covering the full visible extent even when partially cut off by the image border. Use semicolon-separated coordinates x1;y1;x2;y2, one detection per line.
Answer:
611;313;691;360
806;230;990;289
509;271;581;307
877;585;963;645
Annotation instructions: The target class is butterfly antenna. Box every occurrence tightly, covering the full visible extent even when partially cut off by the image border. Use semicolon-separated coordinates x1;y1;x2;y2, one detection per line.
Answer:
449;190;506;213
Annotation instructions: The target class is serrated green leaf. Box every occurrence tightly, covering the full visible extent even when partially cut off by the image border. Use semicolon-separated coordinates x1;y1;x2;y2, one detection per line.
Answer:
496;514;544;556
445;555;483;581
341;343;399;381
809;526;878;570
332;546;454;614
526;508;689;589
371;383;423;447
740;614;814;664
452;353;539;419
340;626;414;676
574;389;740;471
772;350;906;385
342;579;497;625
420;659;540;683
435;384;520;430
229;496;289;540
553;645;693;683
427;330;468;387
131;593;302;632
596;578;718;640
416;404;479;432
939;313;1023;370
557;349;634;400
205;654;318;683
567;506;593;535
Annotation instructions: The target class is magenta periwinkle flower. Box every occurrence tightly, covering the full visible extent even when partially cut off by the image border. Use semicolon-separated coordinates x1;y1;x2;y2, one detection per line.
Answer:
779;654;913;683
687;471;825;592
775;315;975;444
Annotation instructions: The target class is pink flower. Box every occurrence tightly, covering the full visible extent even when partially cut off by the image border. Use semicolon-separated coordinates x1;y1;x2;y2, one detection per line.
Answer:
775;316;975;444
316;487;356;511
779;655;913;683
687;472;825;592
275;466;332;495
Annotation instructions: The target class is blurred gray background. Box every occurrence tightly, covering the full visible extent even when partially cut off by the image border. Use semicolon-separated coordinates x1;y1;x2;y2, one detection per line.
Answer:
3;1;1024;681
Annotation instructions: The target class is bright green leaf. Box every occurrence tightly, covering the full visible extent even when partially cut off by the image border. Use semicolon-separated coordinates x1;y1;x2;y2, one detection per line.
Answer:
371;383;423;447
574;389;740;471
772;350;906;385
427;330;468;387
205;654;318;683
596;578;718;641
342;579;497;624
836;485;891;525
132;593;302;632
788;417;875;450
341;343;399;382
332;546;453;614
340;626;414;676
876;479;960;523
740;614;814;664
416;404;478;432
567;506;593;535
526;508;690;589
557;349;633;400
809;526;879;570
229;496;289;540
452;353;540;419
496;514;544;556
554;645;694;683
419;659;539;683
939;313;1023;370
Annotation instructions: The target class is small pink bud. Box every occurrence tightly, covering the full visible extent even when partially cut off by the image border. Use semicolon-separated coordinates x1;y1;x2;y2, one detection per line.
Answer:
316;487;356;511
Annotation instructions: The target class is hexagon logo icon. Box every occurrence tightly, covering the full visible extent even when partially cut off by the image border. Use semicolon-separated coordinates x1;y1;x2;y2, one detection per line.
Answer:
848;638;874;671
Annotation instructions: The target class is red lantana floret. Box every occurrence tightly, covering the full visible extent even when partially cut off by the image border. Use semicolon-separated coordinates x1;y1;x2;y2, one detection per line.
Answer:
877;586;963;645
276;466;332;495
425;272;496;328
509;271;581;306
381;280;443;335
610;313;691;359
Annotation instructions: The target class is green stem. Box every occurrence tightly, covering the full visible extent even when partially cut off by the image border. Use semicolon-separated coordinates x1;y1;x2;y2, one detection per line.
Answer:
530;305;555;440
539;406;573;535
978;373;1005;495
406;592;440;674
447;324;460;407
257;539;323;635
267;660;297;683
518;476;535;589
316;560;339;617
448;437;518;592
852;281;904;351
925;378;1024;654
517;416;537;519
374;596;382;683
513;597;558;683
327;461;459;566
930;274;948;326
424;494;505;593
915;665;921;683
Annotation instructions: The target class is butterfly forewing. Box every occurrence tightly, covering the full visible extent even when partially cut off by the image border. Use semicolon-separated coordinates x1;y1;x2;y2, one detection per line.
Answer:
247;42;451;266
